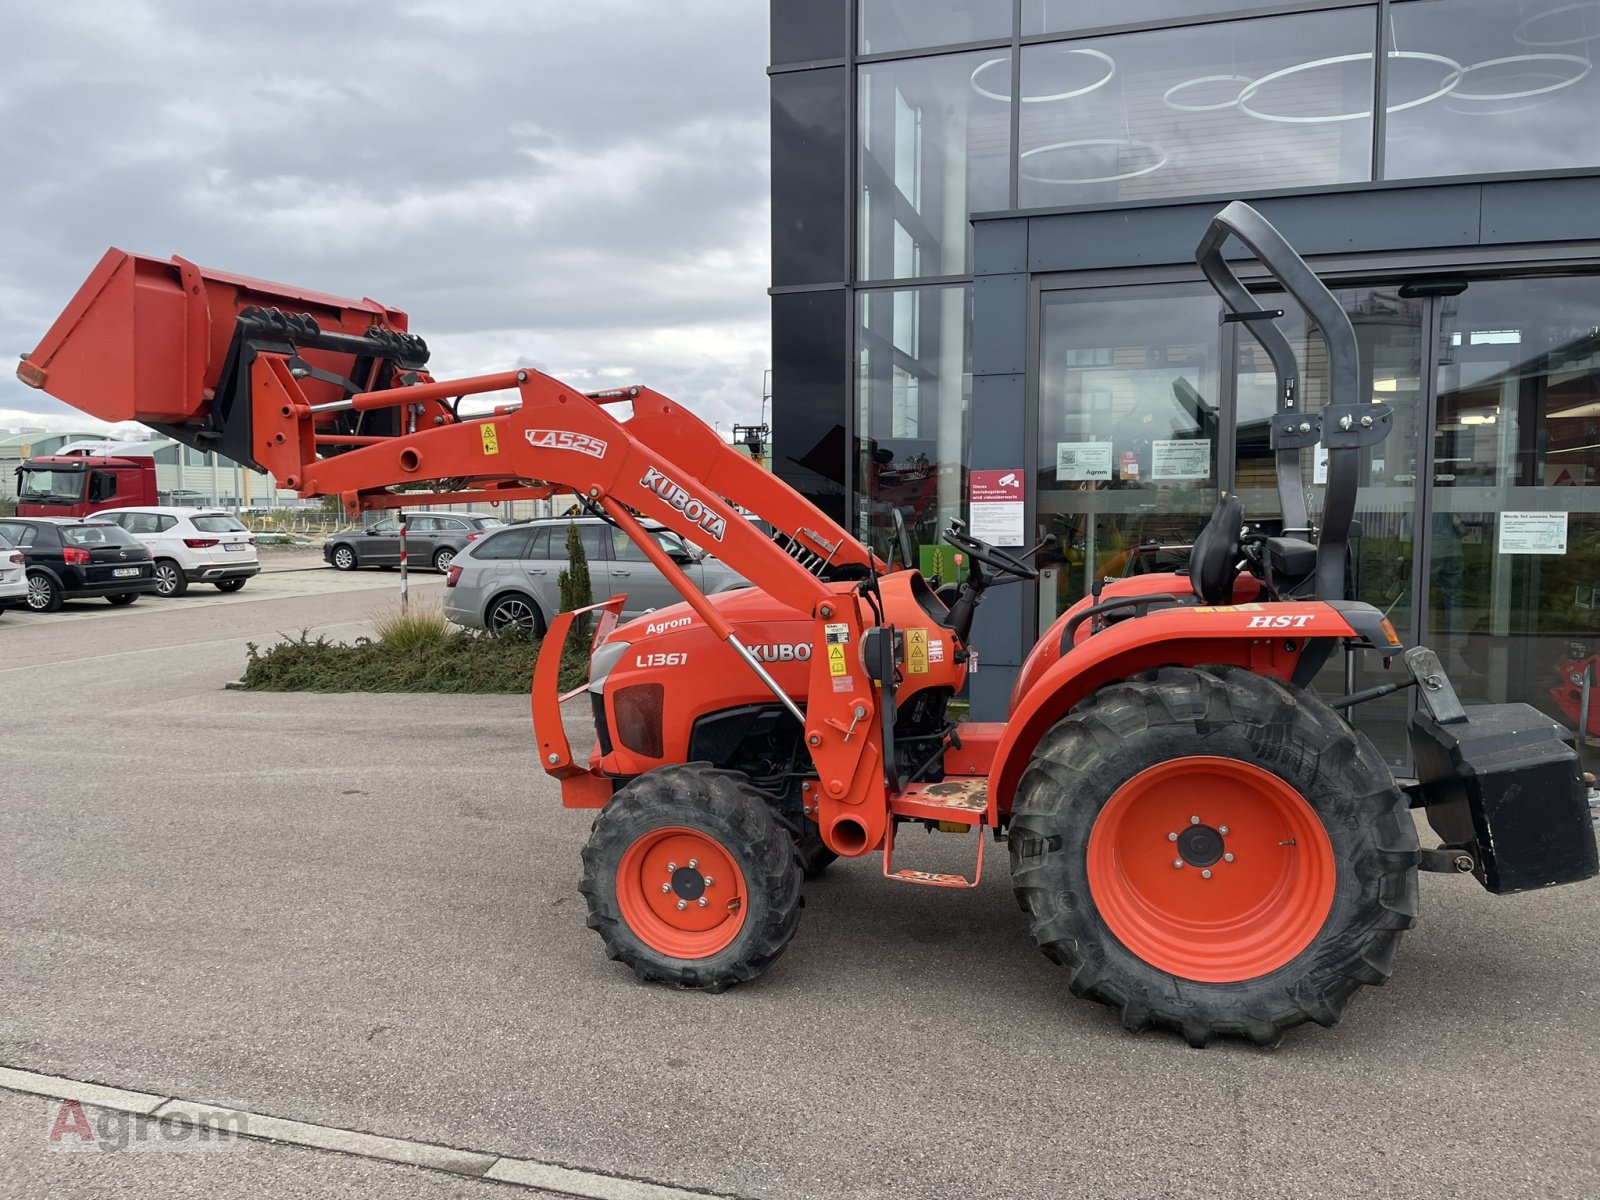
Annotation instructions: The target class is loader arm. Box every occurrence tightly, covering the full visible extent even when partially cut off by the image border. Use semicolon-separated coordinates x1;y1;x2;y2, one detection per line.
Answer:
18;249;892;850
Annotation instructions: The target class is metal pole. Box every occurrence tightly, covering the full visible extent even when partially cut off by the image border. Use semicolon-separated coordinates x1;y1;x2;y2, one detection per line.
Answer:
1580;659;1595;748
398;510;409;614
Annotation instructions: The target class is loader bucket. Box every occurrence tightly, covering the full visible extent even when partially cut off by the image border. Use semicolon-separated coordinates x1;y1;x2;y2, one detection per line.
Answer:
17;248;409;426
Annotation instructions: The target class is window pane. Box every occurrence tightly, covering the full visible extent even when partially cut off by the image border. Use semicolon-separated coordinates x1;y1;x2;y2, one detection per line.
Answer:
1035;283;1221;622
857;285;971;559
1024;1;1300;36
773;0;846;64
575;524;608;562
859;50;1012;280
861;0;1012;54
1432;278;1600;736
473;528;529;560
772;68;848;287
1017;9;1376;208
1385;0;1600;178
772;290;849;524
524;527;550;559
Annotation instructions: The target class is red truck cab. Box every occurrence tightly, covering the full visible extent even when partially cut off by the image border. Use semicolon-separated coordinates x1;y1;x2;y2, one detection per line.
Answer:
14;440;159;517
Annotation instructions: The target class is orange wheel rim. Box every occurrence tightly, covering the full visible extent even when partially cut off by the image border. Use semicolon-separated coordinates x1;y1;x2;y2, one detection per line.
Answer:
615;826;749;958
1086;756;1336;983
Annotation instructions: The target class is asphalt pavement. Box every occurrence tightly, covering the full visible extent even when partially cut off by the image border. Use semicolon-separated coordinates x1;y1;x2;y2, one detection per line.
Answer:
1;573;1598;1199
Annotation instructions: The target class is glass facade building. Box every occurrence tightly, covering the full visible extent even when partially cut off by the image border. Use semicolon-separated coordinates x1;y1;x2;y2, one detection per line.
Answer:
770;0;1600;753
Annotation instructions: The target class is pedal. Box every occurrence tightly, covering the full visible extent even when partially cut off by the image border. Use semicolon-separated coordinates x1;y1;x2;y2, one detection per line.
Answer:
882;781;988;888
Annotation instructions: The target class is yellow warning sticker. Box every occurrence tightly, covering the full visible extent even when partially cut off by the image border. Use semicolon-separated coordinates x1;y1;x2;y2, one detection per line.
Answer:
905;628;929;674
827;643;848;677
480;425;500;456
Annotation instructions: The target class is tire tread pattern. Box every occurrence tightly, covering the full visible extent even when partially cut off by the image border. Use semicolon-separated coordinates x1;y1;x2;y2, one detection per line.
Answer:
1009;665;1419;1047
580;763;804;991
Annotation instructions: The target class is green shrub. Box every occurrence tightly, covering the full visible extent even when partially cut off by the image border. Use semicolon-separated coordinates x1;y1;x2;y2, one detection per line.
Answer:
239;627;589;693
557;521;594;641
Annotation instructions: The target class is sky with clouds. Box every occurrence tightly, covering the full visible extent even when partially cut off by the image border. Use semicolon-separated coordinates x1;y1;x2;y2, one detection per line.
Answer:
0;0;771;440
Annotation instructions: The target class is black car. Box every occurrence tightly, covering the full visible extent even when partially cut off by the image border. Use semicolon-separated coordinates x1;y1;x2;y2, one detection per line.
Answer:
0;517;159;612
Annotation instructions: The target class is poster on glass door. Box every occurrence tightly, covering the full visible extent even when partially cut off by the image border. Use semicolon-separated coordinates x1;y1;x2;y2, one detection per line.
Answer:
1055;442;1113;482
1150;439;1210;480
969;469;1025;546
1498;511;1568;555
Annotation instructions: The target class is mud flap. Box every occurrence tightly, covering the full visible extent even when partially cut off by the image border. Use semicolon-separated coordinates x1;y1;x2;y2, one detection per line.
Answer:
1405;650;1599;894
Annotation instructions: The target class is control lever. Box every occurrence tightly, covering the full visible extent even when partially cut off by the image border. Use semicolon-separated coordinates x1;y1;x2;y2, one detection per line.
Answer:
1021;533;1059;562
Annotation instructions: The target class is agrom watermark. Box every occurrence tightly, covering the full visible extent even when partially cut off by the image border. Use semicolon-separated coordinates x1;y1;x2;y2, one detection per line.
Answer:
45;1099;248;1153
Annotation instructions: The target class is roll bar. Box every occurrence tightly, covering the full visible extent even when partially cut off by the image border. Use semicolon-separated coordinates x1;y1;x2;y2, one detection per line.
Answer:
1195;201;1390;603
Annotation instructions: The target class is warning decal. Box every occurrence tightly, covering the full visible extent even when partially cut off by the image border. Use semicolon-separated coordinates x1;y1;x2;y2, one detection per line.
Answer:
827;644;849;677
905;628;929;674
480;425;500;456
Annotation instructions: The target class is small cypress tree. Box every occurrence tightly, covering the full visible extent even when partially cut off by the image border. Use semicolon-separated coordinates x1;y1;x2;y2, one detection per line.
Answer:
557;522;594;642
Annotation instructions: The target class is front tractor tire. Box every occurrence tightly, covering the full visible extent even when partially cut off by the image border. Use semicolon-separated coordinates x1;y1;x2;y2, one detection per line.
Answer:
580;765;804;991
1009;665;1418;1048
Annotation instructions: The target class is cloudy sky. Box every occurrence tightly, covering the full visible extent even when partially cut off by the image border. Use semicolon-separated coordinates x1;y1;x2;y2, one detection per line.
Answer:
0;0;771;440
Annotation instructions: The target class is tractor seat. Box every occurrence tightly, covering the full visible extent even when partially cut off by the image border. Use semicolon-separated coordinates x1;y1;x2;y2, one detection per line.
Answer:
1187;493;1245;604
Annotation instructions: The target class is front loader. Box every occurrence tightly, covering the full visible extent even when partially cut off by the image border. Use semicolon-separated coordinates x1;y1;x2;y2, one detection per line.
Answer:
21;203;1597;1046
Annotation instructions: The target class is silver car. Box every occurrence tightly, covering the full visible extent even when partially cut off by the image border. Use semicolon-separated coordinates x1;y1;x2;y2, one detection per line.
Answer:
443;517;748;635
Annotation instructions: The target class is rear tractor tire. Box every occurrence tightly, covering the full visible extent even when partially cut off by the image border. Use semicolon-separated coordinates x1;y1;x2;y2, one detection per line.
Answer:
1009;665;1418;1048
580;764;804;991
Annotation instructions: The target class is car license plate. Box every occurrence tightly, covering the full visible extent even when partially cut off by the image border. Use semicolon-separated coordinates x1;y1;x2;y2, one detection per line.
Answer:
113;567;141;577
225;543;248;552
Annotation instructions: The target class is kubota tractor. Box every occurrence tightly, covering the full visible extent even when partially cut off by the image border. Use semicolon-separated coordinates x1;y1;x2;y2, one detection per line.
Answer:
20;203;1597;1046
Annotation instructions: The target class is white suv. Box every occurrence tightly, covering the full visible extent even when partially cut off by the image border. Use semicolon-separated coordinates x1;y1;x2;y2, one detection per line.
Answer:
0;528;27;612
94;507;260;597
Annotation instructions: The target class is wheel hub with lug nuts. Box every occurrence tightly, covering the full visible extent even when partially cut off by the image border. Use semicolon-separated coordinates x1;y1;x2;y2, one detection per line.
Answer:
1170;817;1236;875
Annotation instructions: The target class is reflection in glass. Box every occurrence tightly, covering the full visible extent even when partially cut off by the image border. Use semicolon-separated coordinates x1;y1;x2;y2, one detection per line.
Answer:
1385;0;1600;178
856;285;971;558
1431;278;1600;741
1016;9;1376;207
859;51;1012;280
1023;0;1297;37
772;290;849;524
860;0;1012;55
1035;284;1221;620
772;68;849;287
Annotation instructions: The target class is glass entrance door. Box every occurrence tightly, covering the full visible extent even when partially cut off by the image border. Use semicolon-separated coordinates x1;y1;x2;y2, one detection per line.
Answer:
1431;278;1600;737
1233;285;1426;766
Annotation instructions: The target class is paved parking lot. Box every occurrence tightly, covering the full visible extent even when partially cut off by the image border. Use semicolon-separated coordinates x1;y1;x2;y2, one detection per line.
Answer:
1;582;1598;1199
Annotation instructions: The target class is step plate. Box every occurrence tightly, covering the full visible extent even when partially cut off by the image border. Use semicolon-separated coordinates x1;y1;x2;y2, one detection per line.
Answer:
890;779;989;825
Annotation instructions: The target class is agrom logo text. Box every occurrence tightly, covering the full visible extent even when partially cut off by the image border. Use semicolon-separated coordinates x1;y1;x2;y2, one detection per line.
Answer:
45;1099;247;1154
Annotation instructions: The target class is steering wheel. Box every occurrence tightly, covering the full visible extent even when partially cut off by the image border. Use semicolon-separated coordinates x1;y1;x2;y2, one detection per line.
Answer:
890;507;915;572
942;526;1039;582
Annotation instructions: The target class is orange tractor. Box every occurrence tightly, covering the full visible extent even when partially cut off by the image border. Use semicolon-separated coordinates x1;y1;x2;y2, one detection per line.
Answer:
21;203;1597;1045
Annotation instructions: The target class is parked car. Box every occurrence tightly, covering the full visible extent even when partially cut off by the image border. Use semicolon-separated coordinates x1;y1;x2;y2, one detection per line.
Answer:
0;529;28;612
93;506;259;597
0;517;158;612
323;511;505;573
443;517;749;635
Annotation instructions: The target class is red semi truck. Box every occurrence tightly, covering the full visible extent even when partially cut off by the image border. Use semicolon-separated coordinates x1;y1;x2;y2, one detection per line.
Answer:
14;440;159;517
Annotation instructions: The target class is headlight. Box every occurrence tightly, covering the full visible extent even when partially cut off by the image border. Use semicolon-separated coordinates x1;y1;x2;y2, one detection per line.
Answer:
587;639;632;695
